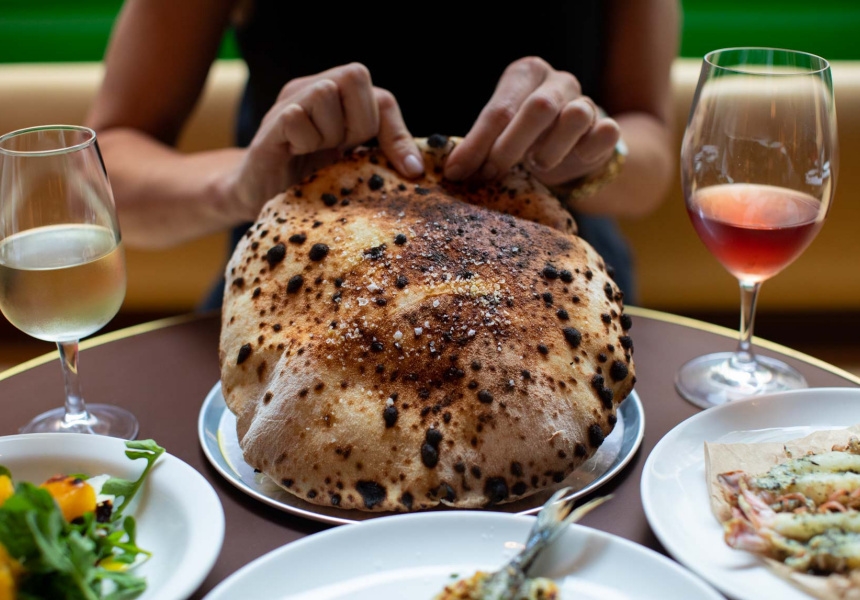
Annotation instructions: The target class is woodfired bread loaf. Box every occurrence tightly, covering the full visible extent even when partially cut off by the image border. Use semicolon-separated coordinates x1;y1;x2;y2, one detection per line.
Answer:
219;135;635;512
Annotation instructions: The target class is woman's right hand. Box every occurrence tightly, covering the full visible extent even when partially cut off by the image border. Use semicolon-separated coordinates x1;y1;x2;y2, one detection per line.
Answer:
224;63;425;222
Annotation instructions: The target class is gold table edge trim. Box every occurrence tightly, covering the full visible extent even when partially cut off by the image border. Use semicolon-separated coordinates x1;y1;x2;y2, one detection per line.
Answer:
0;311;214;383
626;306;860;386
1;306;858;386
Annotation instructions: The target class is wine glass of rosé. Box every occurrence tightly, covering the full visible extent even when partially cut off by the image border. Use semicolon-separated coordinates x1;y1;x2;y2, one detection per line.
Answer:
0;125;138;438
675;48;837;409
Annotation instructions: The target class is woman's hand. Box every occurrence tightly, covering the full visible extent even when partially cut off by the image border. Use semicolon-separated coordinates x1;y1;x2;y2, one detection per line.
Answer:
444;56;621;188
226;63;424;221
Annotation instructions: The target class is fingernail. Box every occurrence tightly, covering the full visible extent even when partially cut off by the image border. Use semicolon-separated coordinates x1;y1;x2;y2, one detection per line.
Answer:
404;154;424;178
481;163;498;180
445;165;465;181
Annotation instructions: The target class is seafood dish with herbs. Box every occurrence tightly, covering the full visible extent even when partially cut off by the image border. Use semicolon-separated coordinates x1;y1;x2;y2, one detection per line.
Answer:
433;488;608;600
718;436;860;574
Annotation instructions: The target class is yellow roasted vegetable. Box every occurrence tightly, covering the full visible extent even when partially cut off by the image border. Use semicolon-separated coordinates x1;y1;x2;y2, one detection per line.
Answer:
0;476;12;508
0;543;22;600
40;475;96;522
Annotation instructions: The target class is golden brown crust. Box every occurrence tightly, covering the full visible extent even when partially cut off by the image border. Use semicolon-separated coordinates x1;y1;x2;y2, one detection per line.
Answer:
219;136;635;512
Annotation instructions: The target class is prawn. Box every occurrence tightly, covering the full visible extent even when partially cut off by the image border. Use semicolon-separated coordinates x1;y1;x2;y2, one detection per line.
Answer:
719;436;860;575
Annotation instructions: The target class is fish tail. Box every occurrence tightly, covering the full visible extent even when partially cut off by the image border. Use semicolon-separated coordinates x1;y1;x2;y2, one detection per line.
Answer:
518;489;612;572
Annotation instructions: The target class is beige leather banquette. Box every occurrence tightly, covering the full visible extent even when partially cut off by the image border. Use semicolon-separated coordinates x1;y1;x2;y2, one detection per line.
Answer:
0;59;858;314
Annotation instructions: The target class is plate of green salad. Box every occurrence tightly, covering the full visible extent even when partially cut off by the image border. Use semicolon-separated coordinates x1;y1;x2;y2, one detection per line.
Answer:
0;433;224;600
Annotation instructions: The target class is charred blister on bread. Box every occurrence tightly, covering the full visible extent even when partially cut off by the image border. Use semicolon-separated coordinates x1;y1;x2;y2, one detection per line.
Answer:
218;137;635;512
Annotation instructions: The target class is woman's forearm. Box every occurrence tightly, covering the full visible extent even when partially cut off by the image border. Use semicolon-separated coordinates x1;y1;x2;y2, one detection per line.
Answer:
98;128;247;249
571;112;675;219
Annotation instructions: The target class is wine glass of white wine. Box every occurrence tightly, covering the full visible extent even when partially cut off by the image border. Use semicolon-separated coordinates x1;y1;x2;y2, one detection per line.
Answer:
0;125;138;438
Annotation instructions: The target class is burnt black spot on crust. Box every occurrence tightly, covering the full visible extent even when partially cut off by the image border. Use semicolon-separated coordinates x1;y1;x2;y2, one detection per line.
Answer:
542;265;559;280
383;405;398;428
368;173;384;191
484;477;509;505
537;344;549;355
597;387;615;410
563;327;582;348
559;269;573;283
427;134;448;148
589;373;614;409
265;243;286;268
421;428;442;468
421;444;439;468
365;244;386;260
237;344;252;365
477;390;494;404
288;233;306;245
308;243;329;261
232;277;245;288
395;275;408;289
355;481;386;509
400;492;414;510
394;233;407;246
556;309;569;321
589;424;606;448
322;193;337;207
330;493;341;506
512;482;528;496
287;275;304;293
610;360;629;382
619;335;633;351
620;314;633;330
426;428;443;447
604;282;614;300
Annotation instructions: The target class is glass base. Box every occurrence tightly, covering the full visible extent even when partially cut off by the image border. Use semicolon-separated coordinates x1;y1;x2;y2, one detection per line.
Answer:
675;351;808;409
19;404;139;440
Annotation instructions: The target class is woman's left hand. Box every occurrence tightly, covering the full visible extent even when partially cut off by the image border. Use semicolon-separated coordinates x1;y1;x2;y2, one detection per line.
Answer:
443;56;621;187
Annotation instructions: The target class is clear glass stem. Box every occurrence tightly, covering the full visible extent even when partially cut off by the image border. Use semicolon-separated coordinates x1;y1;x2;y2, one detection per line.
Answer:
57;340;94;432
728;280;761;373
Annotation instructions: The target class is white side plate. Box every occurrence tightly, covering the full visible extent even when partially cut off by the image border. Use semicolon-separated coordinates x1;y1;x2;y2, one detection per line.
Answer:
204;511;722;600
641;387;860;600
0;433;225;600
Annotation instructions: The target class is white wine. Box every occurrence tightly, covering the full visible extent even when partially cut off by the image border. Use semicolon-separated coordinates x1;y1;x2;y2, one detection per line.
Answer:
0;224;126;342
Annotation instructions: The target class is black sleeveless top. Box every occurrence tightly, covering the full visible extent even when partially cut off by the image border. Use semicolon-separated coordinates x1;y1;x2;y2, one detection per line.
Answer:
202;2;635;309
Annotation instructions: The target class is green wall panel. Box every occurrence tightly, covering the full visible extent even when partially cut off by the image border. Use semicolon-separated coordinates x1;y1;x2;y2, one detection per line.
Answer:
680;1;860;61
0;2;857;63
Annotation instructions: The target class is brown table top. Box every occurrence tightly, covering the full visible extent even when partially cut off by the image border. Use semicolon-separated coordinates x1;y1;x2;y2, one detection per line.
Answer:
1;306;857;598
